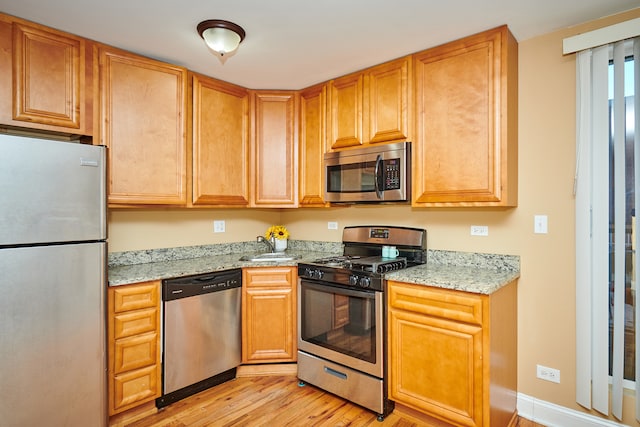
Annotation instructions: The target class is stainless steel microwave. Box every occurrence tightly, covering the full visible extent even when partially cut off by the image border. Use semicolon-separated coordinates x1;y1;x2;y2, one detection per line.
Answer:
324;142;410;203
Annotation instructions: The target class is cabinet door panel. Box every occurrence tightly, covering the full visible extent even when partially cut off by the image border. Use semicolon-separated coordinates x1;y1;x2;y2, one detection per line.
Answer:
101;48;187;205
328;73;363;149
299;84;327;206
389;308;483;426
251;92;297;207
13;23;82;128
413;26;517;207
367;57;410;144
192;74;250;205
243;288;295;362
242;267;297;363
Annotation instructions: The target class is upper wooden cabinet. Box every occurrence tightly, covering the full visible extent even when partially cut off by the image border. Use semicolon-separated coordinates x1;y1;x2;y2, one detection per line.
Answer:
298;83;328;207
191;73;250;206
328;56;411;150
412;26;518;207
99;46;188;206
0;16;94;135
250;91;298;207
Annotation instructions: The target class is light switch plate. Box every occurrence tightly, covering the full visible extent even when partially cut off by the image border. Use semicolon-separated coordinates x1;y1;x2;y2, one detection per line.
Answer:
534;215;548;234
328;221;338;230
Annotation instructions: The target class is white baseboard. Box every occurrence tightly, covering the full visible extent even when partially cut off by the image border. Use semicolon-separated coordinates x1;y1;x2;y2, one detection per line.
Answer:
517;393;628;427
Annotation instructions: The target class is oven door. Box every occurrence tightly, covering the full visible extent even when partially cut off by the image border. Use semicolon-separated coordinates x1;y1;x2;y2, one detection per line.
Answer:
298;279;383;378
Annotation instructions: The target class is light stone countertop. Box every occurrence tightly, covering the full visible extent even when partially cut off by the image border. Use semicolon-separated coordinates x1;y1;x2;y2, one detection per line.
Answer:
108;250;335;286
108;241;520;295
384;263;520;295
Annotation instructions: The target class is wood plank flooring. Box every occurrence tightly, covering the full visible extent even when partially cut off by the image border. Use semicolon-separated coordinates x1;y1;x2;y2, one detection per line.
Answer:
124;375;545;427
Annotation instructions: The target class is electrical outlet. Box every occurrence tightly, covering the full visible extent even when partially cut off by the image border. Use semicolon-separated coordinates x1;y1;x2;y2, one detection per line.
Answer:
470;225;489;236
328;221;338;230
213;220;225;233
536;364;560;383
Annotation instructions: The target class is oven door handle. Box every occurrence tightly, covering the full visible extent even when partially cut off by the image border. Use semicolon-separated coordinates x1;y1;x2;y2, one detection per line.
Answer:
374;154;383;199
300;280;376;299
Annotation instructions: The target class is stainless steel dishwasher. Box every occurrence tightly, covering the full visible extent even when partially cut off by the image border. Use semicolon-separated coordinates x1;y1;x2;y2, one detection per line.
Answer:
156;268;242;408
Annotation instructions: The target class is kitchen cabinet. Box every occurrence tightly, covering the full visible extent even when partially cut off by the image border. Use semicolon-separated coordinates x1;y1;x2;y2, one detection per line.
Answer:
412;25;518;207
108;281;161;416
387;280;517;427
298;83;328;207
250;91;298;207
328;56;411;150
99;46;188;206
242;267;297;363
191;73;250;206
0;14;94;135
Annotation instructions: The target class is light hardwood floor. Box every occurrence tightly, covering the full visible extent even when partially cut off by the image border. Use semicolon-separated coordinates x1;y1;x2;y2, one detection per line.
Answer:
123;375;545;427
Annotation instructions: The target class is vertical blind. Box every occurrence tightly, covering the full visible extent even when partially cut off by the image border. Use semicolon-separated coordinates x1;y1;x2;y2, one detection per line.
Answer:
575;36;639;421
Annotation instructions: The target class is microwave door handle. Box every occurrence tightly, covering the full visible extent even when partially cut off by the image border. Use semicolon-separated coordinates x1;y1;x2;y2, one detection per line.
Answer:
374;154;383;199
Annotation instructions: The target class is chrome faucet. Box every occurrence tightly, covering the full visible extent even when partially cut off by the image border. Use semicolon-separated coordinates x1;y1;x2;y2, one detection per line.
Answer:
256;235;276;253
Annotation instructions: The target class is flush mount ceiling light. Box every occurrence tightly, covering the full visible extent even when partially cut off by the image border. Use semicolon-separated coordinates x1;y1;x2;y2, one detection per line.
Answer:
197;19;246;57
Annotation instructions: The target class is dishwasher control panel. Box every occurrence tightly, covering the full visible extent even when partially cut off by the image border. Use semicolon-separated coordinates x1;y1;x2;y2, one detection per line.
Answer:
162;268;242;301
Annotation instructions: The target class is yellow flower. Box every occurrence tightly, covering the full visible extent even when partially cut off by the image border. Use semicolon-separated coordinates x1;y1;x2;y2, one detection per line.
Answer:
265;225;290;240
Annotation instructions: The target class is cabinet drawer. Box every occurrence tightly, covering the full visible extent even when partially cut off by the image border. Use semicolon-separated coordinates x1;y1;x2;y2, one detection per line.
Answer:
243;267;296;289
113;332;158;374
113;308;158;339
388;281;484;326
112;364;160;413
112;282;159;313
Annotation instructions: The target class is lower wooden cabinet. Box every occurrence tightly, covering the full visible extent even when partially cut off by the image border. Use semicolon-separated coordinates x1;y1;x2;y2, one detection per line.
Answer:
108;281;161;415
387;280;517;427
242;267;297;363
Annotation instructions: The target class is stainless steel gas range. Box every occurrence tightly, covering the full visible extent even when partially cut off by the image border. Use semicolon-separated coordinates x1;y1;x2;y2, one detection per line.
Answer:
297;225;427;421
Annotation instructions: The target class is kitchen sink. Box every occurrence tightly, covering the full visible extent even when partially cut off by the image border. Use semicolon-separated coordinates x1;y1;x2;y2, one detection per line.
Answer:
239;252;301;262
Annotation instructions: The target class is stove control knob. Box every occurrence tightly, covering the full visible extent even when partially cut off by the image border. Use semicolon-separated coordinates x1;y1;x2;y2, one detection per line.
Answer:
313;269;324;280
349;275;359;286
359;276;371;288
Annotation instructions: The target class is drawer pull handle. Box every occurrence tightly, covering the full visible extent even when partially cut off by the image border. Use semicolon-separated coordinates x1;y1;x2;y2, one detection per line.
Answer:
324;366;347;380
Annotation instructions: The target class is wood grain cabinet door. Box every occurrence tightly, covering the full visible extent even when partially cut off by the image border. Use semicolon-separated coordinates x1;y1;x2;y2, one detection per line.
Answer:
242;267;297;363
327;71;363;150
0;17;93;135
100;47;187;206
366;56;411;145
191;73;250;206
250;91;298;207
327;56;411;151
413;26;518;207
298;83;328;207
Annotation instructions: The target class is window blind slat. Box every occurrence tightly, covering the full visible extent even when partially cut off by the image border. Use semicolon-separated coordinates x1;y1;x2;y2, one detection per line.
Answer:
591;44;611;416
611;40;627;421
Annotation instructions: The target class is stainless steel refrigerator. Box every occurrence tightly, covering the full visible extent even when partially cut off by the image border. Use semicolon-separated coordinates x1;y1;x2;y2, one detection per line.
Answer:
0;133;107;426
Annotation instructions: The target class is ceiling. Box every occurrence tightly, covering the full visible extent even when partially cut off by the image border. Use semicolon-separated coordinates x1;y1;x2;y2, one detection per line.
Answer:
1;0;639;90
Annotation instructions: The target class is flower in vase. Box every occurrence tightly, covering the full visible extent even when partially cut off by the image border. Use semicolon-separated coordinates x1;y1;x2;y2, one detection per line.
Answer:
265;225;290;240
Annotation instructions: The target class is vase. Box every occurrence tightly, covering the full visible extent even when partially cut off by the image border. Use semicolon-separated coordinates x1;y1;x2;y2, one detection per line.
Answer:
274;238;287;252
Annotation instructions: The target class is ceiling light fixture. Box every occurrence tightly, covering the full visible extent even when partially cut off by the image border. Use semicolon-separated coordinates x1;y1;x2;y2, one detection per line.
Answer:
197;20;246;57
